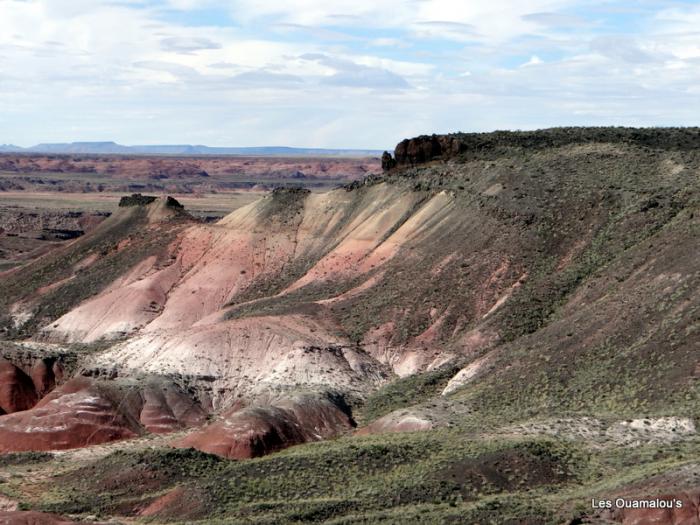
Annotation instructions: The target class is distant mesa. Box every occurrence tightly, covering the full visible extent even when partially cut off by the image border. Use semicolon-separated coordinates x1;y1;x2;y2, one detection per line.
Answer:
2;141;384;157
0;144;23;153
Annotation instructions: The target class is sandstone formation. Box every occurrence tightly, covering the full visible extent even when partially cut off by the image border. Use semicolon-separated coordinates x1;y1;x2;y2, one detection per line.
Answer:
4;137;698;421
137;486;208;520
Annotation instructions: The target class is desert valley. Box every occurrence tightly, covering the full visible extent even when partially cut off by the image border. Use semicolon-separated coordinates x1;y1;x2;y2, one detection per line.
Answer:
0;128;698;524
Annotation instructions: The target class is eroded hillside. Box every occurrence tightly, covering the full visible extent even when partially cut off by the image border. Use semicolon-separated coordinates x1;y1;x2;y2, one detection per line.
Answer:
0;153;378;193
0;129;698;524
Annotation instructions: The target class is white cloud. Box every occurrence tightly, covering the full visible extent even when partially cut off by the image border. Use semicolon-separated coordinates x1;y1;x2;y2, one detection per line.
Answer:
228;0;579;41
521;55;544;67
228;0;408;27
160;36;222;53
0;0;699;148
370;37;408;48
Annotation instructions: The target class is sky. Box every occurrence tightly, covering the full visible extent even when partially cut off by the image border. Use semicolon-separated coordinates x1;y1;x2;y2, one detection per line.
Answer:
1;0;700;149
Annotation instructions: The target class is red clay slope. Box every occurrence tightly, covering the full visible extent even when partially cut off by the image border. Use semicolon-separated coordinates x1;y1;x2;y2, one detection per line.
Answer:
0;511;81;525
174;394;353;459
0;377;206;452
0;359;38;414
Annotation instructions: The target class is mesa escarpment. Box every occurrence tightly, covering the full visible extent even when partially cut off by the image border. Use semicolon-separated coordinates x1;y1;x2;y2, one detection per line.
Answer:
384;127;700;168
0;128;698;524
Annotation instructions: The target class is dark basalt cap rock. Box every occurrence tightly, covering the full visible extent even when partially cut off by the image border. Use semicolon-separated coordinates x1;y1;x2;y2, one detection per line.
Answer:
164;196;184;209
391;127;700;168
118;193;157;207
118;194;184;209
393;134;465;167
271;187;311;196
381;151;396;171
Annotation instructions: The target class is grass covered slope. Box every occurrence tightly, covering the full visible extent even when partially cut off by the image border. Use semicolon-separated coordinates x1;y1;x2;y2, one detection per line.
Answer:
9;430;699;524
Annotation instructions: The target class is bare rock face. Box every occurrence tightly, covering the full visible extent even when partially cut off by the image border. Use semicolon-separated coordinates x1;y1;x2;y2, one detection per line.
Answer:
173;394;353;459
0;511;80;525
393;134;464;167
394;135;441;166
0;359;38;413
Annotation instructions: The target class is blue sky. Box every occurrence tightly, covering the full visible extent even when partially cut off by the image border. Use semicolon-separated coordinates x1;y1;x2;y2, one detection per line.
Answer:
1;0;700;148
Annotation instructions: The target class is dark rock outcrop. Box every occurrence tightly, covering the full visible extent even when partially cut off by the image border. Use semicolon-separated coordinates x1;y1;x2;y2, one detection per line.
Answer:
118;193;157;207
118;193;184;210
393;134;465;167
164;196;184;209
381;151;396;171
392;127;700;168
